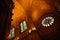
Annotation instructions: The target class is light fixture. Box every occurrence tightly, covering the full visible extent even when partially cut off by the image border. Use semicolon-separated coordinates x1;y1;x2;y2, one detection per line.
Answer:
42;17;54;27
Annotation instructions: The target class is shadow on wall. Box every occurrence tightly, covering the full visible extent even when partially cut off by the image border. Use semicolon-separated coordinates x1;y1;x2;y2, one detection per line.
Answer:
0;0;14;40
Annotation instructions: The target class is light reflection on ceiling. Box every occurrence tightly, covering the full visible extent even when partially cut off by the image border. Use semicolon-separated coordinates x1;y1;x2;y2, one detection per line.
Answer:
11;0;51;28
11;0;25;27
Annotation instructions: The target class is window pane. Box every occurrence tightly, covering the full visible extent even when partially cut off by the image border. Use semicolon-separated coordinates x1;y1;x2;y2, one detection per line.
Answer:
20;22;24;32
23;21;27;31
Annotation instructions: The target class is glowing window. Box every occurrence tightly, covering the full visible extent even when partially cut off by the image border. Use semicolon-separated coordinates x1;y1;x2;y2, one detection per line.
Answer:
42;17;54;27
20;21;27;33
10;28;14;38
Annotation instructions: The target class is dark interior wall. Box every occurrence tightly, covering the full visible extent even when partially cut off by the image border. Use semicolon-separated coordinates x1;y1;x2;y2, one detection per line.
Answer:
0;0;14;40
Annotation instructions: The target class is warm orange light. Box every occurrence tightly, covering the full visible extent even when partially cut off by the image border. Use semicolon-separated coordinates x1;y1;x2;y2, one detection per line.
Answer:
29;29;32;33
11;0;25;28
12;0;51;28
32;27;36;31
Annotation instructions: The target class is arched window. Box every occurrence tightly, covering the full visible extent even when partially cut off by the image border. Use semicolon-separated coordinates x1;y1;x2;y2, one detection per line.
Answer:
20;21;28;33
10;28;14;38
